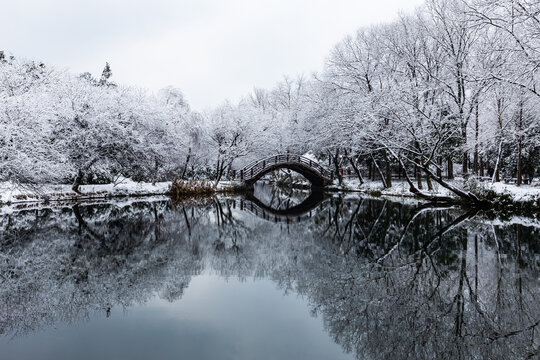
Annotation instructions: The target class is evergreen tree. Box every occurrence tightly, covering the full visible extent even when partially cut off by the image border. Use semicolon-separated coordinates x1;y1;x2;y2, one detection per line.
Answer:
99;62;112;86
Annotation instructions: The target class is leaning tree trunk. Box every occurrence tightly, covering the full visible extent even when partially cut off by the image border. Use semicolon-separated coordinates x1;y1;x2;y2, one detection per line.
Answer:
348;155;364;185
421;163;482;204
371;153;387;188
382;146;484;204
383;148;454;203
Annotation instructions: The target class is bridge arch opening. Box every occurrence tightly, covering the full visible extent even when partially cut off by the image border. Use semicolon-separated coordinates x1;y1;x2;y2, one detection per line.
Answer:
257;167;309;183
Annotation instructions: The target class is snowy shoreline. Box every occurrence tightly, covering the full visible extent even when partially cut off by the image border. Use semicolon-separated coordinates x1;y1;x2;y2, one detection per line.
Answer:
0;179;172;205
330;177;540;209
2;177;540;213
0;179;250;207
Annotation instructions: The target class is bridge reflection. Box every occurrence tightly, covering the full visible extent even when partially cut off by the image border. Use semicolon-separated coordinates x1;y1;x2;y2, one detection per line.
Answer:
236;191;327;223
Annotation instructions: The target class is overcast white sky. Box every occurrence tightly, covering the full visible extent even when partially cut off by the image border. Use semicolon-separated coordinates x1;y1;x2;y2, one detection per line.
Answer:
1;0;425;110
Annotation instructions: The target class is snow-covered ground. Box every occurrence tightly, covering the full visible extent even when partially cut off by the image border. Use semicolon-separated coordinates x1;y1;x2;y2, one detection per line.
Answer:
215;180;245;191
331;178;453;197
334;177;540;204
0;178;171;205
0;178;248;207
487;181;540;202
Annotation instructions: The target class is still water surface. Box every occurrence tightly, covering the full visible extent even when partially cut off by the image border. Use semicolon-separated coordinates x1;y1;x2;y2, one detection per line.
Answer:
1;185;539;359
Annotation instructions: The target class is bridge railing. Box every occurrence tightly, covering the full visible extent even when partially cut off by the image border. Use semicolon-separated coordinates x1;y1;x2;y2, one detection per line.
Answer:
239;154;331;181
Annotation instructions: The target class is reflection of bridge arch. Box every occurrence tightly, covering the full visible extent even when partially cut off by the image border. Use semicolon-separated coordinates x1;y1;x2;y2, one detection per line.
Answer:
239;154;332;188
238;191;327;223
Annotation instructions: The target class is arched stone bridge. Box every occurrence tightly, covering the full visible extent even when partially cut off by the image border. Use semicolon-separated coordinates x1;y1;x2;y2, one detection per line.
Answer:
239;154;332;188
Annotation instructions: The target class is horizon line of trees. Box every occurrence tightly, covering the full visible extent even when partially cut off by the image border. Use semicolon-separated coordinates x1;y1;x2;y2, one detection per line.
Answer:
1;0;539;200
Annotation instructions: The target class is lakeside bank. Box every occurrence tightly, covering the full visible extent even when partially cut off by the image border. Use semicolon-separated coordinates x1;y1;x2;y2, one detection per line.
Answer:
2;177;540;216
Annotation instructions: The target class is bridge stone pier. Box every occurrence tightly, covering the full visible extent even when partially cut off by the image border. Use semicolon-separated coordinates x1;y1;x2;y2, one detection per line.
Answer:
238;154;332;190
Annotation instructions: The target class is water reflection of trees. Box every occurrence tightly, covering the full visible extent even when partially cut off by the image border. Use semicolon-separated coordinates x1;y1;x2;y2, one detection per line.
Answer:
0;201;205;336
0;197;538;359
298;198;539;359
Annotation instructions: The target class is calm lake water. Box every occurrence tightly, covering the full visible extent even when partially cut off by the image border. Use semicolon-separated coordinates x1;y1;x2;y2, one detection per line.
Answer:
1;185;539;360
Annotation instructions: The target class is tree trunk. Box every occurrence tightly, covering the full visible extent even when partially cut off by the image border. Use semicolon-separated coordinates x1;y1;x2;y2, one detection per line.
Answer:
371;153;387;188
215;157;225;185
181;148;191;180
348;156;364;184
415;164;423;190
332;148;342;185
462;151;468;176
480;157;484;177
420;163;482;204
493;97;503;183
384;151;392;188
474;102;479;175
447;158;454;179
152;159;159;186
461;113;468;175
493;141;503;183
72;169;83;194
426;173;433;191
517;139;522;186
383;148;455;203
517;101;523;186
